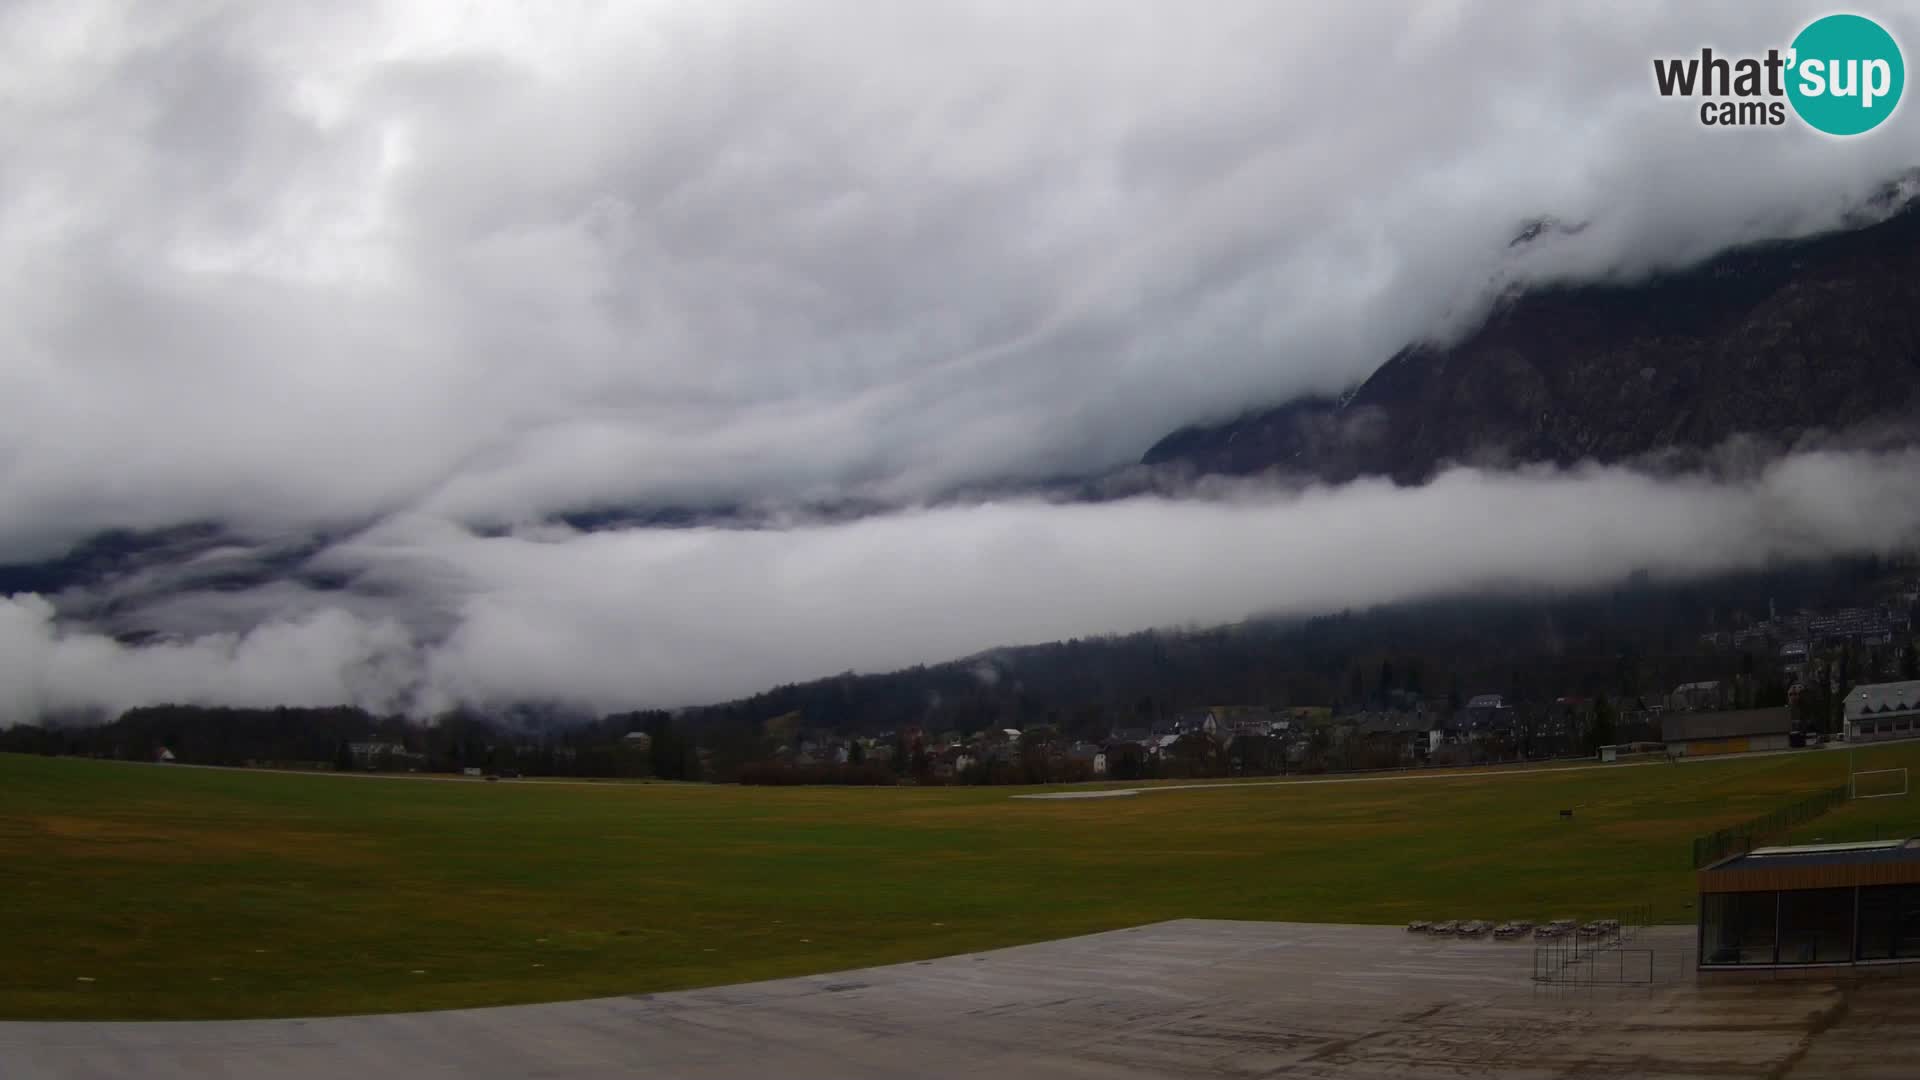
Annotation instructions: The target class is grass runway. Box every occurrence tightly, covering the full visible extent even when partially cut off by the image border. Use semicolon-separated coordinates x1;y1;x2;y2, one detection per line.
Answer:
4;744;1919;1020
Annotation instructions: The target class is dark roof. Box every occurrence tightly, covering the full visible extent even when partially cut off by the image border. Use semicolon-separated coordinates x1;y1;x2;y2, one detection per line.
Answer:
1718;840;1920;870
1352;712;1429;737
1661;707;1791;743
1700;838;1920;893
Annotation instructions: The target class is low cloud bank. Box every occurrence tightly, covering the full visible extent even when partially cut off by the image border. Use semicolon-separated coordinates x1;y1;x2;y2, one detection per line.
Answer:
4;448;1917;725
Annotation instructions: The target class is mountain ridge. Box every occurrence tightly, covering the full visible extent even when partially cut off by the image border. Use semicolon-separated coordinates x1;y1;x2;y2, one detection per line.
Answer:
1142;194;1920;483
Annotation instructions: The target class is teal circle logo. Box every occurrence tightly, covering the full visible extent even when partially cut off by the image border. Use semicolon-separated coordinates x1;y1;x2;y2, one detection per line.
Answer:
1787;14;1905;135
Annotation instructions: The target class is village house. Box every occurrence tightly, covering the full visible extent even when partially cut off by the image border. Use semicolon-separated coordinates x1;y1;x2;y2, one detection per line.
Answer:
1460;694;1513;742
1528;700;1590;758
347;740;421;768
1844;680;1920;743
1346;711;1431;762
1170;711;1218;739
1779;641;1810;677
1668;680;1727;712
1065;743;1107;776
932;745;974;779
1810;606;1905;646
1218;707;1285;741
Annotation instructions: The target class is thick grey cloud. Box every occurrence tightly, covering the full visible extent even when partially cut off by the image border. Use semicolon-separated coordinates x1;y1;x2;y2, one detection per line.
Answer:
5;448;1917;721
3;2;1919;719
3;0;1917;557
0;593;422;721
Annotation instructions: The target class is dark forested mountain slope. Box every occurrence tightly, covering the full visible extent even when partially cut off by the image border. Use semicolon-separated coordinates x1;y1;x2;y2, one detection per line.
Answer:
677;556;1913;738
1145;200;1920;482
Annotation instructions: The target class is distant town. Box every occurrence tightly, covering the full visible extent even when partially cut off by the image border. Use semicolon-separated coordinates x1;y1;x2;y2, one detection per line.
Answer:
6;574;1916;787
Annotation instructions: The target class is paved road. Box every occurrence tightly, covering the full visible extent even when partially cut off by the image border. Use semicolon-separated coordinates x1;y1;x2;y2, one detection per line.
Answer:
5;921;1916;1078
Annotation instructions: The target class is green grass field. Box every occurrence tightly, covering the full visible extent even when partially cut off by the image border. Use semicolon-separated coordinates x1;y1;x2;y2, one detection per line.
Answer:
5;744;1919;1020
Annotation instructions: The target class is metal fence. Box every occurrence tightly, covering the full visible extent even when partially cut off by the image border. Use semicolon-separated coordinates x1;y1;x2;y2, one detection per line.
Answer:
1531;944;1698;988
1689;784;1849;869
1533;947;1656;986
1529;905;1656;985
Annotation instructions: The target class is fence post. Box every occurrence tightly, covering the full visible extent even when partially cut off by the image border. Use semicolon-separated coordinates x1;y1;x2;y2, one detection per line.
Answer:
1691;784;1849;868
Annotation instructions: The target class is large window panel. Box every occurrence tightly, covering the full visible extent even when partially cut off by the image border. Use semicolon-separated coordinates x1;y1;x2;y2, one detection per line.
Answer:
1701;891;1778;965
1701;893;1737;965
1779;888;1854;964
1736;891;1780;964
1898;885;1920;959
1860;885;1898;960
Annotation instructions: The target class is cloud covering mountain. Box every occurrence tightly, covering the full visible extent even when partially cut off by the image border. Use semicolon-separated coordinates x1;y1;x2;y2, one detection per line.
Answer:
7;449;1920;720
3;1;1918;720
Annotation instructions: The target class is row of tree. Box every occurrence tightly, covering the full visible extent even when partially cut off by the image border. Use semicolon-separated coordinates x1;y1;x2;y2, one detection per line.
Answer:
3;557;1912;783
0;705;706;780
684;558;1913;742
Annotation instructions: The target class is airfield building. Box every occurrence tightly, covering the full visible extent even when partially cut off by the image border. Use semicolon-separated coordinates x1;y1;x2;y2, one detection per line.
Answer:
1698;838;1920;968
1661;707;1792;757
1843;680;1920;744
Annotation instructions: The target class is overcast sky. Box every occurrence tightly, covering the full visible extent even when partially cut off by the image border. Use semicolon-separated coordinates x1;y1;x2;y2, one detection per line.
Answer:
3;1;1919;719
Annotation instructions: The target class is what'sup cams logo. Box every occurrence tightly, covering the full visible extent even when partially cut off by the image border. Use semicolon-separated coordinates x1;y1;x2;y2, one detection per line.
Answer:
1654;13;1904;134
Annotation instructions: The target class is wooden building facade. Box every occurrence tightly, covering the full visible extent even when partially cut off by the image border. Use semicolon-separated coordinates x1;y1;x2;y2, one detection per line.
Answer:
1697;839;1920;968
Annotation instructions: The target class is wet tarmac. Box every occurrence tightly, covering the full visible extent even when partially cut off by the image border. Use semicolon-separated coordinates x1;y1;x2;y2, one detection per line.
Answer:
5;920;1915;1078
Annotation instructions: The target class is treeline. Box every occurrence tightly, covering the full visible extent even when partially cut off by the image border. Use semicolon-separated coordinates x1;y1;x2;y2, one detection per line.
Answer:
0;705;707;781
683;557;1913;741
4;557;1913;786
736;761;896;786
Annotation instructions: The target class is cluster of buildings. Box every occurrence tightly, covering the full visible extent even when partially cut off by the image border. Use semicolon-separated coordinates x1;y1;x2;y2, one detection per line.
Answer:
1705;601;1913;653
1101;697;1631;775
867;692;1717;780
1656;678;1920;754
1119;706;1301;745
744;668;1920;783
825;709;1319;781
762;596;1918;780
773;724;1115;780
346;739;426;769
875;675;1920;780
